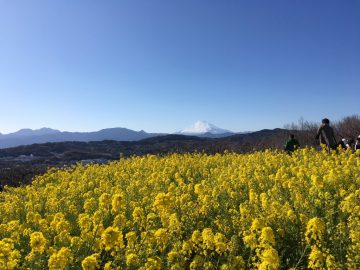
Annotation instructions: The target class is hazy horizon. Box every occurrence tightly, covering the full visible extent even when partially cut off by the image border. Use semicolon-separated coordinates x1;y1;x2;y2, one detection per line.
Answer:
0;120;249;134
1;1;359;134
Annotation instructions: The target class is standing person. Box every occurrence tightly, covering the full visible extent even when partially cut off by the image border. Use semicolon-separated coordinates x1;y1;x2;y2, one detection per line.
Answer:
355;135;360;151
284;134;300;154
315;118;337;152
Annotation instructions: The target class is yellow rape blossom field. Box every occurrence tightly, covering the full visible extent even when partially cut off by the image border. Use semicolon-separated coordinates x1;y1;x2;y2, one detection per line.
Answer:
0;148;359;269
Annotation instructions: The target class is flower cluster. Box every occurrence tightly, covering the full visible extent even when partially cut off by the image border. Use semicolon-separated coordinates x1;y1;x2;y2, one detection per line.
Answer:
0;148;359;269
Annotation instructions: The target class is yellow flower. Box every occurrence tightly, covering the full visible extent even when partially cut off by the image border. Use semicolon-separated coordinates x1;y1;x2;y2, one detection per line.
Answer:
154;228;169;251
325;254;339;269
0;238;21;270
214;232;227;254
101;226;121;251
113;213;127;229
81;253;99;270
243;234;257;250
230;256;245;269
202;228;215;250
54;231;71;247
153;193;172;212
181;241;192;257
194;184;203;195
99;193;111;209
83;198;97;214
126;231;137;249
48;247;72;270
167;251;179;263
189;255;203;270
259;247;280;270
311;175;323;188
126;253;140;266
251;218;265;231
169;213;181;232
286;209;296;222
132;207;144;222
191;230;202;246
111;193;125;213
308;246;325;269
249;189;258;203
145;257;162;270
29;231;47;254
104;262;112;270
259;227;276;247
78;214;93;232
306;218;325;244
70;236;82;249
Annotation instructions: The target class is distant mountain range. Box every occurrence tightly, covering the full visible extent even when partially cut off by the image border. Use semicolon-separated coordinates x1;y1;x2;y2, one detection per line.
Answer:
0;121;238;149
0;127;162;149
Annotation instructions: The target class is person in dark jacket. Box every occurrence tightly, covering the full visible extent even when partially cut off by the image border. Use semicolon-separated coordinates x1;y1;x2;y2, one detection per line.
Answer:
316;118;337;152
284;134;300;154
355;135;360;151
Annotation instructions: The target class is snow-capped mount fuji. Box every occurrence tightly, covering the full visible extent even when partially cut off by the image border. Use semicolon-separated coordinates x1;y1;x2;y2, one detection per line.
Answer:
179;121;234;138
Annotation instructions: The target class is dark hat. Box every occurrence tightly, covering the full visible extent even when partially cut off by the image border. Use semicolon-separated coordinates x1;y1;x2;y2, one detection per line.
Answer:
322;118;330;124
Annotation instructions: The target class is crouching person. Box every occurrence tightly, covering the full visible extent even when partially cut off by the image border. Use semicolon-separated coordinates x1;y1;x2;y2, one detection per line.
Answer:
284;134;300;154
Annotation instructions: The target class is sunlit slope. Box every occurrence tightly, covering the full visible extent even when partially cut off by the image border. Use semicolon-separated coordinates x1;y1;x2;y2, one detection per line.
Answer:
0;149;359;269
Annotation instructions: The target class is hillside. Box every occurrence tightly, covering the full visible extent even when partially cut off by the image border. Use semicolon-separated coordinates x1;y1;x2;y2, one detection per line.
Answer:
0;128;315;186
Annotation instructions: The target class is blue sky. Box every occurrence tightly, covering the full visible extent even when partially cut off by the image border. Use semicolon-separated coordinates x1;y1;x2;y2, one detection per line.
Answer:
0;0;359;134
